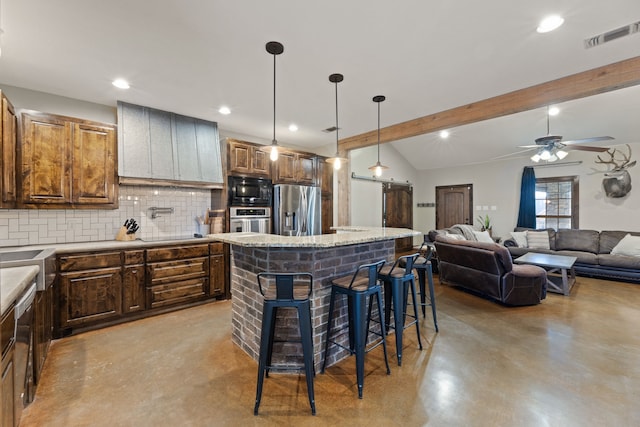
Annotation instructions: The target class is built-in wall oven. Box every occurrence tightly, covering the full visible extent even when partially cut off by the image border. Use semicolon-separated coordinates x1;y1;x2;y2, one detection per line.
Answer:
229;207;271;233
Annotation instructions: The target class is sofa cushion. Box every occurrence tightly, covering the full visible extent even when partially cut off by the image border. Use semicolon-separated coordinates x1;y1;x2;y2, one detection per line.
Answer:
611;234;640;257
526;230;550;249
510;231;528;247
598;253;640;269
553;250;598;265
555;229;599;254
473;230;494;243
515;227;556;250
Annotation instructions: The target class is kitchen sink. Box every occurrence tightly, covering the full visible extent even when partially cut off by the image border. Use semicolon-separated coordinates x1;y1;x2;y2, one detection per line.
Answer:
0;250;45;261
0;248;56;291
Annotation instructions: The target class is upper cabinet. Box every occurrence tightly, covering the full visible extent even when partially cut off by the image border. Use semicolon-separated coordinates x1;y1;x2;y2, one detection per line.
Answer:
227;139;271;178
273;151;317;185
118;101;223;187
0;91;17;208
19;111;118;209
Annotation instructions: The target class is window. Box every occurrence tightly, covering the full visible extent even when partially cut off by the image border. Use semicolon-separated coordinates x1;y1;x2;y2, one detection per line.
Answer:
535;176;579;229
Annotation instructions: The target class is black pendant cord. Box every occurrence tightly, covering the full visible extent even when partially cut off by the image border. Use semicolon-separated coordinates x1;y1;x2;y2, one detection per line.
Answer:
335;80;339;149
272;53;277;144
377;101;381;162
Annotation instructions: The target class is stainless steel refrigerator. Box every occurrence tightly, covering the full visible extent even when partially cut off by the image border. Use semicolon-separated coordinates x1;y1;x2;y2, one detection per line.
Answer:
273;184;321;236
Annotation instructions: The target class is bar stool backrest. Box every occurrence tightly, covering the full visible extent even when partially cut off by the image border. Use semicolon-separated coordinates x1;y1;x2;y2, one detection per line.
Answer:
416;243;434;265
257;272;313;301
349;259;386;290
389;253;420;275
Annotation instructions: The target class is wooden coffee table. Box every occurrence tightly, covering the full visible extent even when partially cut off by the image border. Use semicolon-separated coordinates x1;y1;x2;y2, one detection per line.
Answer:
514;252;577;295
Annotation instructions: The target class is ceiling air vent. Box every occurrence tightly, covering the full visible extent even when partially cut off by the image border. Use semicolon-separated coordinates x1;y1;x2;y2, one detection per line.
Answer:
584;20;640;49
322;126;339;133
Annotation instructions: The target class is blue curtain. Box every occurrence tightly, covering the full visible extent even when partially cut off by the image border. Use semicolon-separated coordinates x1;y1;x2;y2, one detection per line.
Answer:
517;167;536;228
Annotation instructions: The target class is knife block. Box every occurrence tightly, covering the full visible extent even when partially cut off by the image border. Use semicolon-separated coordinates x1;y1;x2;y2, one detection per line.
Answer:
115;226;136;241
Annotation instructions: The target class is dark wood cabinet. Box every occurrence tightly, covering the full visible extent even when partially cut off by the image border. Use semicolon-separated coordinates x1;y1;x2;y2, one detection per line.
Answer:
1;305;15;427
209;243;227;297
146;244;209;309
274;151;317;184
123;250;145;313
319;159;334;234
19;111;118;208
0;91;17;208
57;252;123;332
33;286;53;385
227;139;272;178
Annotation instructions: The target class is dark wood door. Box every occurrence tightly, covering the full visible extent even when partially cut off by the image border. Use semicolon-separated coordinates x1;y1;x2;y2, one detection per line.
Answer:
436;184;473;229
384;183;413;252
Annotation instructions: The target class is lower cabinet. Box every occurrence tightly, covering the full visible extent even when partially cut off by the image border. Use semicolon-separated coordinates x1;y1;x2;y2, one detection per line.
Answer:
33;285;53;385
1;306;15;427
54;243;228;337
146;244;209;308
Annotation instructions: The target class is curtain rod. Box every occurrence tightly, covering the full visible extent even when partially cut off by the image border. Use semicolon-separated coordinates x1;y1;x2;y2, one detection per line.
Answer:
531;161;582;168
351;172;412;186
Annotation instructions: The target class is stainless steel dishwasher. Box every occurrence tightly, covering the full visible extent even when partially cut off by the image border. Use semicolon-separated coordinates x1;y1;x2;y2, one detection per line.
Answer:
14;281;37;420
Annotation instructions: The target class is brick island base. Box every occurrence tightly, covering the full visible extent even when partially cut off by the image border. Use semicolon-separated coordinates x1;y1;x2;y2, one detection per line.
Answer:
229;240;396;371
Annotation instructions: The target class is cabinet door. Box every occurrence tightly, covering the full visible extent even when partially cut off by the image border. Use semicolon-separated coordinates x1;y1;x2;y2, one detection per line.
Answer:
320;157;333;194
59;267;123;329
1;351;14;427
296;154;316;184
251;146;271;177
72;122;117;206
21;113;72;205
209;252;226;297
123;265;146;313
33;291;46;385
274;152;296;183
228;140;251;175
194;118;223;183
1;94;17;207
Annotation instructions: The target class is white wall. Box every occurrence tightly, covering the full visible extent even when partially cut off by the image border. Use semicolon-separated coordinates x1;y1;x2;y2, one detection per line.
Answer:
413;143;640;240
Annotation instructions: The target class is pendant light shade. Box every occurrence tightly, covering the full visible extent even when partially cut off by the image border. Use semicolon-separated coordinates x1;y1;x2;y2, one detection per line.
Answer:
368;95;389;177
326;73;348;170
263;41;284;161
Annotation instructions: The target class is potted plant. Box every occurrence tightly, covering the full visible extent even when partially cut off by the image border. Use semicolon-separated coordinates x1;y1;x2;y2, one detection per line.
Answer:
477;214;492;236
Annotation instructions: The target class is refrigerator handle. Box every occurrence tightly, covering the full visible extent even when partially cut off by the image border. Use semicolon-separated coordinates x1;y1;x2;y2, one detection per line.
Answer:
300;189;307;234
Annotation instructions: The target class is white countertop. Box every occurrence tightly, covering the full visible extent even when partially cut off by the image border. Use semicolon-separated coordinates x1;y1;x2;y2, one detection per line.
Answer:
207;227;420;248
1;265;40;315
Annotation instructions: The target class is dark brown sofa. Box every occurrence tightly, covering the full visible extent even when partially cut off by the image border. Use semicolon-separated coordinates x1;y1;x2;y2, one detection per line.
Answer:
504;228;640;283
434;235;547;306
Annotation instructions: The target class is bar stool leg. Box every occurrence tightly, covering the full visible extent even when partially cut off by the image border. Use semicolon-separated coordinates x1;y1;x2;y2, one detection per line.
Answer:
416;268;427;317
390;279;405;366
408;277;423;350
352;293;367;398
426;264;439;332
254;302;276;415
321;288;337;374
374;289;391;375
297;302;317;415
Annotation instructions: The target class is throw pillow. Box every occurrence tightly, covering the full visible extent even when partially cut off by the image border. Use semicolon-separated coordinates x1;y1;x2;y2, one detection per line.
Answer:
445;233;466;241
510;231;528;248
472;230;494;243
611;234;640;257
526;230;550;250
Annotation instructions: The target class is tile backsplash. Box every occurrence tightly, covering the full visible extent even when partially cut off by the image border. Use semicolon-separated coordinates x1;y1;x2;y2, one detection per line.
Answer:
0;185;213;247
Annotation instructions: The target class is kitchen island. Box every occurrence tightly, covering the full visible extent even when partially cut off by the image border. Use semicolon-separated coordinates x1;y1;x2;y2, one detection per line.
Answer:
209;227;421;370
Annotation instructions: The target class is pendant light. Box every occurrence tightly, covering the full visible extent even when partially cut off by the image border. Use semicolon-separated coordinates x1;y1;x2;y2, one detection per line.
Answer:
326;73;348;170
368;95;388;177
264;41;284;161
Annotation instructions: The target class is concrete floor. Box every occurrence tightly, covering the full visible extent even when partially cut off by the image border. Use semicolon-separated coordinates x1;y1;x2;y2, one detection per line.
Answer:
21;275;640;427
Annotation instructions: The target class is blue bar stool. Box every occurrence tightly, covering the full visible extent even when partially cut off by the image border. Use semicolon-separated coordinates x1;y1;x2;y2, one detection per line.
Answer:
322;260;390;398
254;272;316;416
401;243;438;332
378;253;423;366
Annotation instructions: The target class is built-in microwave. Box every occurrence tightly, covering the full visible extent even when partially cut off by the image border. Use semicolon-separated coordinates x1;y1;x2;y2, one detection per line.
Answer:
228;176;273;207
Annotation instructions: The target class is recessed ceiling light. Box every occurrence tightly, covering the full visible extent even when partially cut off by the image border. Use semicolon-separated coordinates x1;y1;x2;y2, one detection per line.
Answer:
218;106;231;115
112;79;130;89
439;130;450;139
288;124;298;132
537;15;564;33
548;106;560;116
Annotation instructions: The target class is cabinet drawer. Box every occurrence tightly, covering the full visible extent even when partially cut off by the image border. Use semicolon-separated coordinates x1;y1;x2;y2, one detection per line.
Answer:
124;250;144;265
147;257;208;284
146;244;209;262
59;252;122;271
209;242;224;253
148;278;207;308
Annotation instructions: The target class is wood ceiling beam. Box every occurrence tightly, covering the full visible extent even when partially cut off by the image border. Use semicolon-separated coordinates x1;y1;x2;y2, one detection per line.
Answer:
338;55;640;152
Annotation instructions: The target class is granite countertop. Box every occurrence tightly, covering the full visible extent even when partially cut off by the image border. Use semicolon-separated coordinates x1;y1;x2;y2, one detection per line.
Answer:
208;227;421;248
0;237;213;254
1;265;40;315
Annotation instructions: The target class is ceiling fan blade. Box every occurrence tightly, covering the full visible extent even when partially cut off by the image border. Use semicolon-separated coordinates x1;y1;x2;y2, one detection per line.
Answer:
563;136;614;145
568;145;610;152
518;144;542;148
492;148;537;160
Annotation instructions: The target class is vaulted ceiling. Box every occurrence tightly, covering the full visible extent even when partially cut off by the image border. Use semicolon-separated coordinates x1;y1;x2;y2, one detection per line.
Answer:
1;1;639;169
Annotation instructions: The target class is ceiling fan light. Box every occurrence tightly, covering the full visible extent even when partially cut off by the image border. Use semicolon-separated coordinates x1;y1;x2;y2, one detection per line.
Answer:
531;154;541;162
540;149;551;160
556;149;568;159
548;153;558;162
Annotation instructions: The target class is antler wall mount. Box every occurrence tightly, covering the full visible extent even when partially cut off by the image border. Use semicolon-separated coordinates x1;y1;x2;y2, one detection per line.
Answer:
595;144;636;198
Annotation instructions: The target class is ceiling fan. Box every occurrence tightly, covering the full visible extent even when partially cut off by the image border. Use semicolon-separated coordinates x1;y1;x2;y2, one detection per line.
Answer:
518;106;614;162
